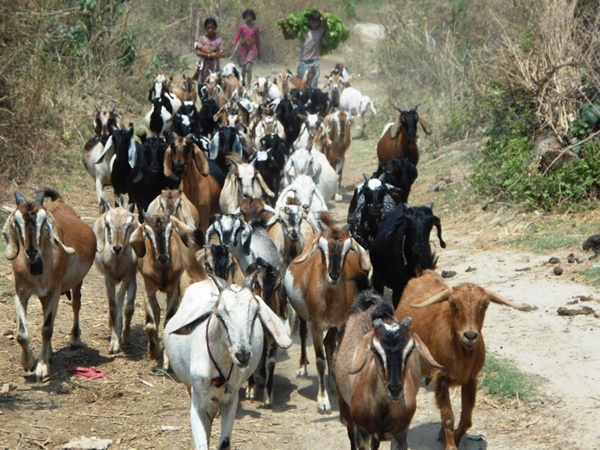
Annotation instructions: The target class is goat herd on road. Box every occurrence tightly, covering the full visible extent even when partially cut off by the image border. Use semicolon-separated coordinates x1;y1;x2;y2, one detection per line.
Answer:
3;62;532;450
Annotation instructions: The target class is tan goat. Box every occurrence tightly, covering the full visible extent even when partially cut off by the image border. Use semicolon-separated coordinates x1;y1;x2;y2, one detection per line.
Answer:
93;202;139;354
3;189;96;380
147;188;200;228
283;227;371;414
396;270;531;450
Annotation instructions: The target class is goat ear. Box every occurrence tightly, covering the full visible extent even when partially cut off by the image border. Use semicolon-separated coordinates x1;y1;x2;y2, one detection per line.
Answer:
255;173;275;198
389;118;402;140
96;136;113;164
350;238;372;274
170;309;213;335
3;210;20;260
419;115;432;135
256;293;293;349
349;331;374;374
240;221;253;256
412;332;444;370
192;143;210;176
483;289;533;311
411;288;452;308
45;214;76;255
129;225;147;258
171;217;195;248
93;216;106;253
294;238;320;264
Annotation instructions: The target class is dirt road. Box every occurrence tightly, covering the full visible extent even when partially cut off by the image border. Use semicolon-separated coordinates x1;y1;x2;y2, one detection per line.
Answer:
1;56;599;450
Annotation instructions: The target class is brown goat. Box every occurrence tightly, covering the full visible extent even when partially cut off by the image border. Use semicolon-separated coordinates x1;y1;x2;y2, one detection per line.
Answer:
377;105;432;169
130;211;199;368
164;136;221;233
334;290;442;449
147;188;200;229
172;74;198;103
395;270;531;450
276;70;294;97
291;66;318;92
197;244;243;285
283;227;372;414
322;109;358;201
3;190;96;380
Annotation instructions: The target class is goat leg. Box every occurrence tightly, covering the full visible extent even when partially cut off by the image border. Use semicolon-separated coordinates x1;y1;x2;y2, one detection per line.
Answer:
70;284;83;349
106;277;122;354
324;327;338;379
312;325;331;414
14;292;35;372
434;375;458;450
297;318;309;377
390;431;407;450
143;289;161;361
264;338;278;407
217;392;239;450
122;277;137;346
37;290;61;381
454;378;476;446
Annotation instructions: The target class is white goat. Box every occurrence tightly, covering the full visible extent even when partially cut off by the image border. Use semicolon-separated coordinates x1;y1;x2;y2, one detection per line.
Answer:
339;87;377;138
252;77;282;104
163;275;292;450
278;174;329;227
93;202;139;354
219;160;275;215
283;147;337;204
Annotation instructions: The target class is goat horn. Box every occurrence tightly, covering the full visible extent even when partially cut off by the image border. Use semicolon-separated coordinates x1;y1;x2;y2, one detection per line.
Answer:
33;190;46;205
14;191;26;206
411;288;452;308
363;173;370;182
95;104;102;113
242;271;258;290
109;104;117;113
412;104;421;111
209;273;230;293
483;289;533;311
394;106;405;113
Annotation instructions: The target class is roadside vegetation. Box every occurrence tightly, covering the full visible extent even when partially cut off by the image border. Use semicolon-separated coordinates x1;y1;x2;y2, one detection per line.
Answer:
479;355;539;403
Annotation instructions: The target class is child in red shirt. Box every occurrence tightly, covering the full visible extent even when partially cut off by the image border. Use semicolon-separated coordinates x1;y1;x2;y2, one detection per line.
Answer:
232;9;260;88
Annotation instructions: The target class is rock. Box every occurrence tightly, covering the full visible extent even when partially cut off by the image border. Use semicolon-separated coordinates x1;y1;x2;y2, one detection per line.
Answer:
428;184;440;192
553;266;563;276
557;306;595;316
62;437;113;450
529;136;579;174
441;270;456;278
351;23;386;49
465;266;477;273
547;257;560;264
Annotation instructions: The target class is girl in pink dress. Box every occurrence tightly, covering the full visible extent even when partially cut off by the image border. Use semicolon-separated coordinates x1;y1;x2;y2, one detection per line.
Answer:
232;9;260;88
194;18;225;86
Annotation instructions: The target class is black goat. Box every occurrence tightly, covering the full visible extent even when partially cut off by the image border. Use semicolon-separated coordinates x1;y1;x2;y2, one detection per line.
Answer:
199;97;220;138
369;204;446;307
275;98;304;146
209;125;246;175
172;102;202;139
347;175;402;250
374;157;418;204
304;88;331;116
248;133;290;204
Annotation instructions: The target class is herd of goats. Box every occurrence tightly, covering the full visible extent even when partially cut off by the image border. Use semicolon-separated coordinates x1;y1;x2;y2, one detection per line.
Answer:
2;62;533;450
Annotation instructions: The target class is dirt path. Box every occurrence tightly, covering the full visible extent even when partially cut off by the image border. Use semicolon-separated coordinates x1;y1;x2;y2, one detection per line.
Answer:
1;55;599;450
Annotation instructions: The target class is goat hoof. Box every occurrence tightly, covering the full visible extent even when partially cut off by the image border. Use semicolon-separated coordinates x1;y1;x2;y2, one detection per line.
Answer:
21;349;35;372
335;193;343;202
34;361;49;382
108;341;122;355
317;398;331;415
296;367;308;378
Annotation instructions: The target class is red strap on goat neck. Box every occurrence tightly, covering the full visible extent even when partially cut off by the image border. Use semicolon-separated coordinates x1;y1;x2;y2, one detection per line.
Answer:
205;315;233;388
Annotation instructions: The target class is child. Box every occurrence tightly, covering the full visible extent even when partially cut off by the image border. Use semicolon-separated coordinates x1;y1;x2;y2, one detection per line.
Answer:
232;9;260;88
281;10;327;89
194;17;225;87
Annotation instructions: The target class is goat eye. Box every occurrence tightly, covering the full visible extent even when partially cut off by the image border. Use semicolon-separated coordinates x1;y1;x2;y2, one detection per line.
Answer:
449;302;458;310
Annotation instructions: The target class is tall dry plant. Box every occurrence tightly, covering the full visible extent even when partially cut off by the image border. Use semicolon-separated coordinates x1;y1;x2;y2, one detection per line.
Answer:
484;0;600;142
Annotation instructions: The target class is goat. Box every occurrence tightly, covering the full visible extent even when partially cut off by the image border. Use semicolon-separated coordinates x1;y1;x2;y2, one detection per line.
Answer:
172;74;198;103
267;197;317;277
326;73;347;109
377;105;431;169
130;211;199;368
253;113;286;149
219;158;275;214
93;104;123;139
339;87;377;139
164;135;222;233
244;258;288;407
239;198;276;225
93;201;138;354
144;90;175;137
275;98;304;146
276;70;294;98
291;65;317;91
347;175;403;250
304;88;332;117
248;134;290;203
149;74;182;113
172;102;203;140
322;109;358;201
199;97;220;138
163;275;292;450
283;227;372;414
370;204;446;307
3;190;96;380
208;125;247;175
396;270;531;450
277;174;329;227
374;156;419;202
294;113;324;150
198;244;244;285
252;76;282;104
147;188;199;228
334;287;442;450
206;211;278;272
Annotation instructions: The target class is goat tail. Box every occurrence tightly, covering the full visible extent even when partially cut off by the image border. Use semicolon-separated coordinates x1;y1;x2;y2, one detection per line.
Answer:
37;188;62;203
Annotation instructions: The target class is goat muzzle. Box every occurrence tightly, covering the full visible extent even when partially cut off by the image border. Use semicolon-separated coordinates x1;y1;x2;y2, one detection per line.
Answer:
460;330;479;349
235;349;251;367
112;245;123;255
386;383;403;401
157;255;169;265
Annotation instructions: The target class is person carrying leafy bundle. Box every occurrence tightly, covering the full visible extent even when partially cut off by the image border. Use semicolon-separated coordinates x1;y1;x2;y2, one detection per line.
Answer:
281;9;327;89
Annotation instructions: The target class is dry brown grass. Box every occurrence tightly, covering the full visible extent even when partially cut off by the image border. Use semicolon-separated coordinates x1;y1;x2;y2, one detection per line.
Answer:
481;0;600;142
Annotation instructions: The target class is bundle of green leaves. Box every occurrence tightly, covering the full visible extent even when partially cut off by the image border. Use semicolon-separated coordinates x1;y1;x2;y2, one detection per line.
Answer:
276;10;349;56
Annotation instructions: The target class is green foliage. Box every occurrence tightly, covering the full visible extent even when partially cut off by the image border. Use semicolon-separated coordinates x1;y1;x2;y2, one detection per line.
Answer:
479;355;538;403
471;94;600;212
578;267;600;286
118;30;137;68
343;0;357;19
501;220;600;252
276;10;349;55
